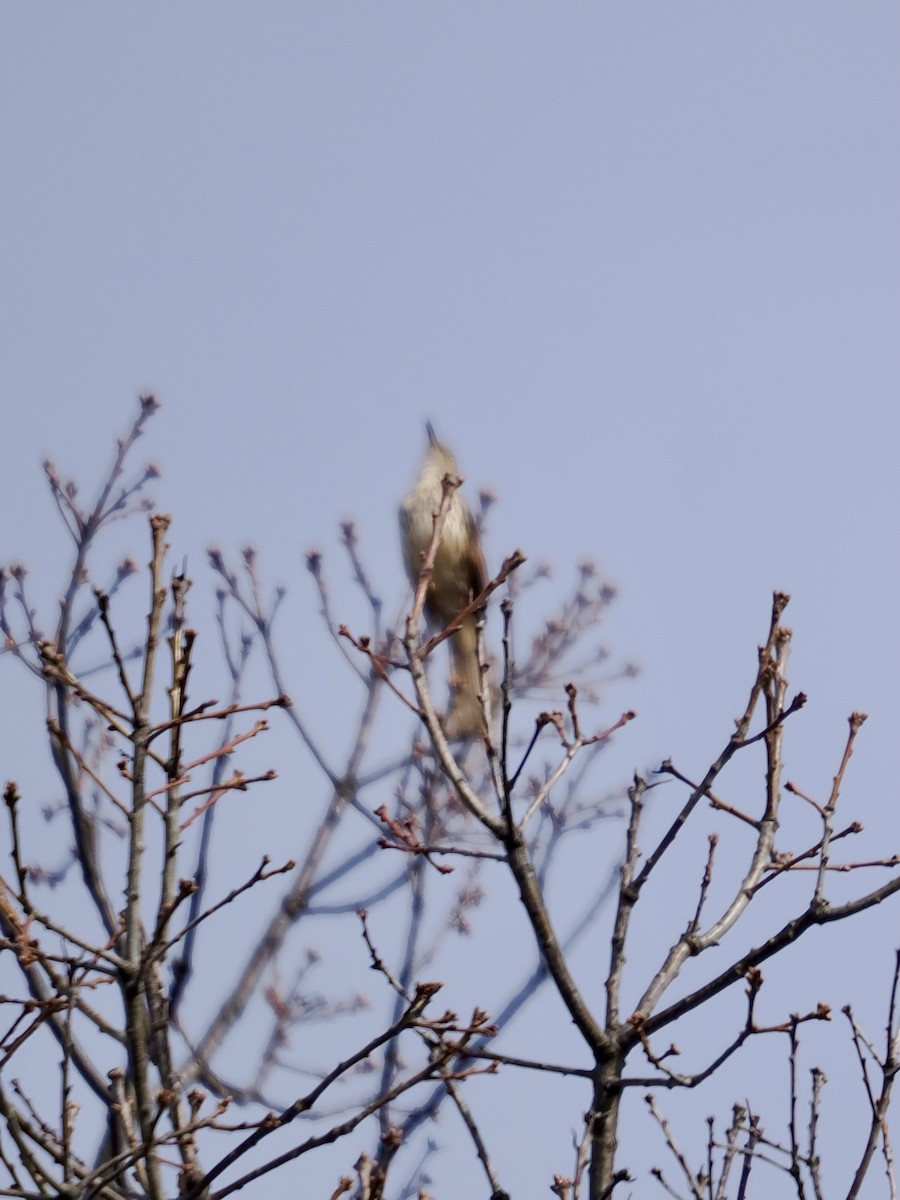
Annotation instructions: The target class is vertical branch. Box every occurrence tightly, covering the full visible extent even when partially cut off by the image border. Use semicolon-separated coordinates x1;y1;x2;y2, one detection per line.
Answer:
156;567;193;942
152;565;207;1193
61;964;75;1187
735;1112;761;1199
845;950;900;1199
715;1105;746;1200
122;513;171;1200
45;398;161;943
170;594;252;1016
376;847;429;1145
478;608;505;813
808;1068;825;1200
786;1019;809;1200
498;596;514;828
588;1051;628;1200
813;713;868;904
639;592;791;893
761;622;791;831
605;776;646;1029
636;599;793;1019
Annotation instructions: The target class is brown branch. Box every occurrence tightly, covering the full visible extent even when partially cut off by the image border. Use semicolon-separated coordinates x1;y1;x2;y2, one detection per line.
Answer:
642;871;900;1041
179;769;278;831
641;591;793;893
338;625;421;713
186;983;444;1200
159;858;295;957
813;712;868;904
419;549;527;659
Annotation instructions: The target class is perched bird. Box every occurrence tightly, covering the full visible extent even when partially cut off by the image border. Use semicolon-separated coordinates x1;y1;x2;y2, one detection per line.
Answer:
400;422;488;737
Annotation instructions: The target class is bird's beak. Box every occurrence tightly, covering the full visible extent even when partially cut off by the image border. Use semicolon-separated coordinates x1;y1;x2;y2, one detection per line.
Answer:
425;421;438;446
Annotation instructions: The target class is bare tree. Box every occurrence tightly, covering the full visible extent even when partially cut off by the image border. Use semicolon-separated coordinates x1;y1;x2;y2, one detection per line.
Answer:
2;398;900;1199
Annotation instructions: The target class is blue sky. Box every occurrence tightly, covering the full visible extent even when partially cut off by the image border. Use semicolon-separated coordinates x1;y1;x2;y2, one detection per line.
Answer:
2;6;899;1195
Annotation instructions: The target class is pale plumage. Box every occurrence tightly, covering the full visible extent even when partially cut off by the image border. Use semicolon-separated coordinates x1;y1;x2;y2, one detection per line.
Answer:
400;424;487;737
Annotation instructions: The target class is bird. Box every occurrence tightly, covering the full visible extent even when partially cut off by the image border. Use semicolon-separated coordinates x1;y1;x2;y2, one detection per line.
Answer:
400;422;488;738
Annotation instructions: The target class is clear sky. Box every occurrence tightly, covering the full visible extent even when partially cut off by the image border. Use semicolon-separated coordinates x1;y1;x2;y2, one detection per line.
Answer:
2;5;899;1196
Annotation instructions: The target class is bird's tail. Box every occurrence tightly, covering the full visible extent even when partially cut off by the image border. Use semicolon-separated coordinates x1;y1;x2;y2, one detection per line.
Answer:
446;614;488;738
